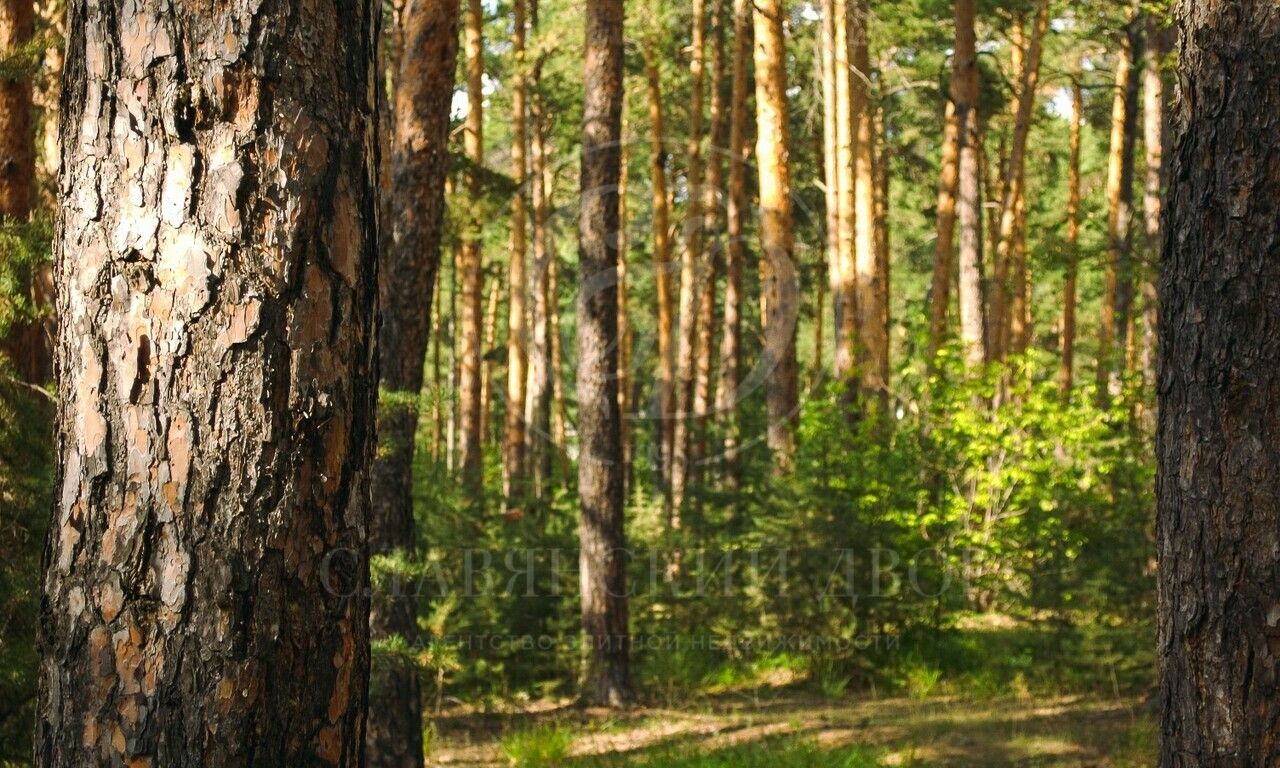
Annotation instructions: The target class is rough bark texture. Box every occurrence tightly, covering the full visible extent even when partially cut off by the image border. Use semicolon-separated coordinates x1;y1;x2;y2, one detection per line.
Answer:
37;1;380;764
367;0;459;764
459;0;485;493
577;0;631;707
1058;72;1082;398
1157;2;1280;763
714;0;749;482
671;0;706;514
752;0;798;470
503;0;528;503
953;0;985;368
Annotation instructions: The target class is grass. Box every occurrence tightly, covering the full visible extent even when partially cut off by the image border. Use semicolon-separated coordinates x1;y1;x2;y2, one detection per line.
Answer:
577;737;885;767
499;724;575;767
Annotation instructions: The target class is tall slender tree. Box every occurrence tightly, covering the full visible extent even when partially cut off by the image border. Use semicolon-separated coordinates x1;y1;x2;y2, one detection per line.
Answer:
645;34;677;502
460;0;487;493
927;97;960;363
1058;70;1083;398
36;2;379;763
954;0;986;368
505;0;530;503
1158;2;1280;762
1139;16;1167;389
577;0;632;707
367;0;460;764
753;0;799;469
851;0;884;403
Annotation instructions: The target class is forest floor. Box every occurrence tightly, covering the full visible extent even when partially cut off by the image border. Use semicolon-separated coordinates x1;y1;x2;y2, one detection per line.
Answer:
425;689;1155;767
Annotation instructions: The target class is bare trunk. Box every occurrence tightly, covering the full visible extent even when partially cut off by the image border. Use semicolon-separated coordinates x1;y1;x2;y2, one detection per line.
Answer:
459;0;486;493
819;0;839;374
753;0;799;470
1098;22;1137;402
715;0;750;483
367;0;460;764
526;2;554;495
481;272;499;442
874;100;890;391
1058;73;1083;398
831;0;857;387
645;38;676;501
671;0;707;513
1158;2;1280;761
954;0;986;368
504;0;529;504
851;0;884;403
927;98;959;362
577;0;632;707
1140;17;1166;392
37;2;379;763
618;133;632;499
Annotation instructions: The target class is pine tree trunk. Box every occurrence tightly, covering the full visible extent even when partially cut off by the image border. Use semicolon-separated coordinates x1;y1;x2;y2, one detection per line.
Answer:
366;1;459;764
693;0;727;475
481;273;499;442
37;2;379;763
645;38;676;502
752;0;799;470
504;0;529;504
577;0;632;707
927;98;959;363
1098;23;1136;402
526;7;554;496
1140;17;1166;393
819;0;839;373
954;0;986;369
1058;72;1082;398
873;100;890;391
831;0;857;387
618;132;632;499
671;0;706;514
1158;3;1280;762
459;0;486;493
715;0;750;484
851;0;883;404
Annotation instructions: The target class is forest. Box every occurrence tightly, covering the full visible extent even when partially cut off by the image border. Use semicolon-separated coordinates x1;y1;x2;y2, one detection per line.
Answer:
1;0;1277;765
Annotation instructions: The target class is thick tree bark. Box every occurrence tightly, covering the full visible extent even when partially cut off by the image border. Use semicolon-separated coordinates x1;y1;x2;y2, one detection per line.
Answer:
671;0;706;514
367;0;459;764
715;0;750;484
693;0;727;475
954;0;985;369
577;0;631;707
1157;2;1280;763
459;0;485;493
927;97;959;363
1058;72;1082;399
645;38;676;502
753;0;798;470
37;2;379;764
504;0;529;504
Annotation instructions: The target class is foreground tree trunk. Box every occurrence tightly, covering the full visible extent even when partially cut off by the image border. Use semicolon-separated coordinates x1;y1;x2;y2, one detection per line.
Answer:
1157;2;1280;763
715;0;750;483
504;0;529;503
37;2;379;764
954;0;985;368
367;0;460;764
577;0;632;707
459;0;486;493
753;0;799;470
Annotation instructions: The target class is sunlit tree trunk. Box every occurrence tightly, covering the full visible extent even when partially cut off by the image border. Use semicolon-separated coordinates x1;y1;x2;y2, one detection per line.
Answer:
851;0;883;404
715;0;750;484
36;1;379;763
1140;17;1167;393
671;0;706;513
618;134;632;499
1058;72;1083;399
819;0;839;373
367;0;459;764
1158;2;1280;762
831;0;857;387
504;0;529;504
693;0;727;473
577;0;632;707
996;2;1048;360
526;37;553;496
481;272;499;442
753;0;799;470
459;0;486;493
927;97;959;363
645;36;676;502
874;100;890;392
1098;22;1138;402
954;0;985;368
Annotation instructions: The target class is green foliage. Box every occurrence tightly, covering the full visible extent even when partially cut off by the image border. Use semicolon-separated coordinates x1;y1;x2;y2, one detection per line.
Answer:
499;724;575;767
0;217;53;339
576;737;886;768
